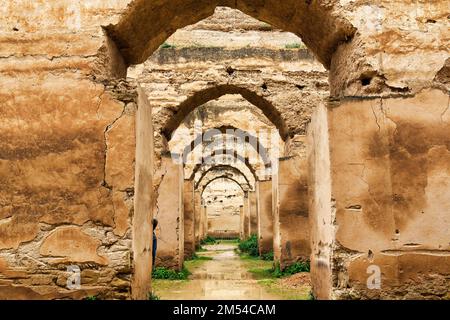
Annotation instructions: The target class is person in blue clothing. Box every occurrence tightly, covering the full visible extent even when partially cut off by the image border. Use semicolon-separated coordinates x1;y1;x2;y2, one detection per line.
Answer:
152;218;158;270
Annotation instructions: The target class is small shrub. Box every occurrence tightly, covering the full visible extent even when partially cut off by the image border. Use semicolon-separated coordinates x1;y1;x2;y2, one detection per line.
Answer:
201;236;217;245
148;292;160;300
261;251;274;261
238;234;259;257
271;261;310;278
308;290;315;301
285;42;302;49
152;265;191;280
284;261;310;275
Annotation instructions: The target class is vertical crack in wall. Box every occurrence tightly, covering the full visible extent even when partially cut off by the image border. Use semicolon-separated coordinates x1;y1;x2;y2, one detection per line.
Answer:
102;104;127;191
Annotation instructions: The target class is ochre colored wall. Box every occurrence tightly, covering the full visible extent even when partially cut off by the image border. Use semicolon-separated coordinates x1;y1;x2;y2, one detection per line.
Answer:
154;157;184;270
257;180;273;255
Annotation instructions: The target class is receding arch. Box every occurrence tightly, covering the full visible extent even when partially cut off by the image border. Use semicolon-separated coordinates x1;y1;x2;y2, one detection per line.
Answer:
162;86;289;141
193;160;255;188
106;1;356;68
188;150;262;182
180;125;271;166
201;176;246;197
196;165;252;191
192;159;256;187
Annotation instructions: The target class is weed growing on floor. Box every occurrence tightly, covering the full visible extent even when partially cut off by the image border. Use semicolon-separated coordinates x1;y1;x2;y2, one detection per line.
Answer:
272;261;310;278
238;234;259;257
201;236;217;245
152;265;191;280
84;295;98;301
148;291;160;300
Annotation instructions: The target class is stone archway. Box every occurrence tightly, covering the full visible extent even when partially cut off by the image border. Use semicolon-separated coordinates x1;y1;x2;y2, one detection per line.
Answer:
180;126;272;166
106;0;356;69
196;165;252;191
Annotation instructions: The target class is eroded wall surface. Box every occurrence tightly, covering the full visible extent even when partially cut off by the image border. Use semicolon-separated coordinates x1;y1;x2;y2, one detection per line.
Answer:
257;180;273;255
309;89;450;299
249;191;258;235
274;155;310;269
204;178;242;238
1;0;448;300
183;180;195;259
154;157;184;270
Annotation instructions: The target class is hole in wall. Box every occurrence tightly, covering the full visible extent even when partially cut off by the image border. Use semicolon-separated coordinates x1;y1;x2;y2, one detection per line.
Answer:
226;66;235;75
361;77;372;86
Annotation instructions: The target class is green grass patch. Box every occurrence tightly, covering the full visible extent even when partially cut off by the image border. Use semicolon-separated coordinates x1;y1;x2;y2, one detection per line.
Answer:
272;261;311;278
285;42;303;49
184;255;213;271
238;235;259;257
239;253;275;280
152;265;191;280
257;279;311;300
84;295;98;301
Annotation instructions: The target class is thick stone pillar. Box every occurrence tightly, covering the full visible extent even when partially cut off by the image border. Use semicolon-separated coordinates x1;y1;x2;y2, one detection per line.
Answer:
239;205;245;240
183;179;195;259
194;190;201;247
132;86;154;299
249;191;258;236
154;156;184;270
273;154;310;269
308;90;450;300
243;193;250;239
202;205;208;239
257;180;273;255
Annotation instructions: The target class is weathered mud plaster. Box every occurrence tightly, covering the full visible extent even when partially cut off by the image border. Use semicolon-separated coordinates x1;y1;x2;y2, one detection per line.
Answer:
1;0;449;300
183;180;196;259
273;155;311;269
205;180;243;239
256;180;273;255
243;193;251;239
307;102;334;300
131;50;328;149
201;205;208;240
249;191;258;235
193;191;202;246
308;89;450;299
239;205;245;240
131;86;154;299
154;156;184;270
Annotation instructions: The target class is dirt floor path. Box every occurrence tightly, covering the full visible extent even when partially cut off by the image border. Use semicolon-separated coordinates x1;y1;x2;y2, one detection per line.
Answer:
152;242;311;300
153;243;280;300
